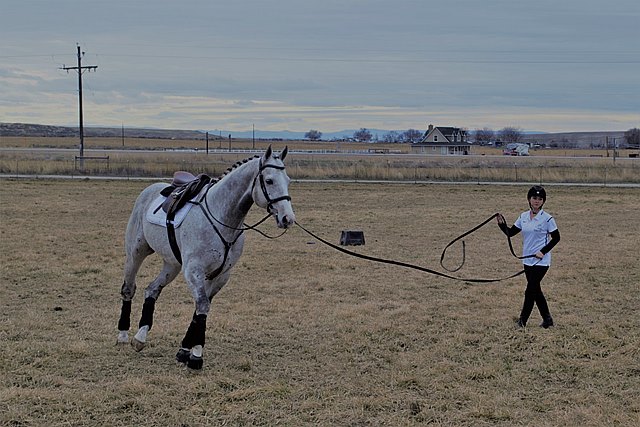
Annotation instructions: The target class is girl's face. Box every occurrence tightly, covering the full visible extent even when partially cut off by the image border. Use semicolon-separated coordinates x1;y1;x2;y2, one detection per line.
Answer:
529;196;544;211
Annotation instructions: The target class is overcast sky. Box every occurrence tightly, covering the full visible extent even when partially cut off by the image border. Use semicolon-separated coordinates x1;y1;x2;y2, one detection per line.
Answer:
1;0;638;134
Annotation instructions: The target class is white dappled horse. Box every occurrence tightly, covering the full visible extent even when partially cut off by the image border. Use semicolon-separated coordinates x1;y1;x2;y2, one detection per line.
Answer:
116;146;295;369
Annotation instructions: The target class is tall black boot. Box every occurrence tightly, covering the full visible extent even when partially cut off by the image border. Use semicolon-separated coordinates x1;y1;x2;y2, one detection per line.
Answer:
535;293;553;328
540;315;554;329
519;293;535;327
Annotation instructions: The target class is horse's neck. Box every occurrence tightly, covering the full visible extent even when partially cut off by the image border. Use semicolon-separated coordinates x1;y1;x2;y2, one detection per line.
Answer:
207;159;258;226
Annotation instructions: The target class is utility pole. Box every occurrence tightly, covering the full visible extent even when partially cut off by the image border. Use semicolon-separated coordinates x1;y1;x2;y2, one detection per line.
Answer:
61;45;97;168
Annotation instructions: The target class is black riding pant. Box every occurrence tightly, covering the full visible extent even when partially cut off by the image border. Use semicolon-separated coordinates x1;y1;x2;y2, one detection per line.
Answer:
520;265;551;324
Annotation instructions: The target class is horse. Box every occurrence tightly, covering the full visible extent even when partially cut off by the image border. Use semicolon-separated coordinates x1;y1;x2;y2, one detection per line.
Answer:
116;146;295;369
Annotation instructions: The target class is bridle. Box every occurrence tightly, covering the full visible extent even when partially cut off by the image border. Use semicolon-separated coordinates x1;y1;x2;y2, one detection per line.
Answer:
190;157;291;280
196;156;291;232
252;157;292;216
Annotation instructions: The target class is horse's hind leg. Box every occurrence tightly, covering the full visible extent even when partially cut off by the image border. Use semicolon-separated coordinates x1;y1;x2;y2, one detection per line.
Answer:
130;261;181;352
116;246;152;345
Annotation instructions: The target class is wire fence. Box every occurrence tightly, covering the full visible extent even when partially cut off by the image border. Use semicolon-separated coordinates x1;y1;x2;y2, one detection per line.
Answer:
2;154;639;185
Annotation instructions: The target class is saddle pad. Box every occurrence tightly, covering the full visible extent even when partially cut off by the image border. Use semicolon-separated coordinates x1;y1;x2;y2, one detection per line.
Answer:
146;195;196;228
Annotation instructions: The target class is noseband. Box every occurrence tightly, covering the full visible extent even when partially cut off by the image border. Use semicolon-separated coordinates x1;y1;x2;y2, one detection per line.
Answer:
253;158;291;214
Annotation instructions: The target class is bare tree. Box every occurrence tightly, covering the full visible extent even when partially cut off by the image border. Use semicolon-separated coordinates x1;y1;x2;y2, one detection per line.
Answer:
474;128;495;145
382;131;401;143
498;126;524;144
624;128;640;148
402;129;423;143
305;129;322;141
353;128;373;142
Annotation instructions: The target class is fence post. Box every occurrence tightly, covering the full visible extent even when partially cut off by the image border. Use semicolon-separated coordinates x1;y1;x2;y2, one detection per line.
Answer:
539;165;543;184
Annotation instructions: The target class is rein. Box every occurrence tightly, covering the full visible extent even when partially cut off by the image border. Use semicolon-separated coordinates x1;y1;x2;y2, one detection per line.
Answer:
295;213;534;283
198;157;291;234
187;158;290;279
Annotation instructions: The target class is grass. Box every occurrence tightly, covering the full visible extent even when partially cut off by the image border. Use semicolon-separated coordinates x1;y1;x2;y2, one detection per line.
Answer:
0;178;638;426
1;136;639;183
1;135;637;157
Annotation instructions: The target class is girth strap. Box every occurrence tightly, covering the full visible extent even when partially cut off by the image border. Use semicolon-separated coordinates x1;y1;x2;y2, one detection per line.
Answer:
162;174;212;264
166;213;182;264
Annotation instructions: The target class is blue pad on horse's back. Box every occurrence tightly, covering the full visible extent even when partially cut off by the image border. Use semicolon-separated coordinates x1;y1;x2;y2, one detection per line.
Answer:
146;195;194;228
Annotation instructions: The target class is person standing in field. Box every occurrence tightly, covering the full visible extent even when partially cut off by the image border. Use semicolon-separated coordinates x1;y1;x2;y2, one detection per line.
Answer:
497;185;561;328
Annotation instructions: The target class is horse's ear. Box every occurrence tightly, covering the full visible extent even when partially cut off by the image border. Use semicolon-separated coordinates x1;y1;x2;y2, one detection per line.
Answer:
280;146;288;161
264;145;272;159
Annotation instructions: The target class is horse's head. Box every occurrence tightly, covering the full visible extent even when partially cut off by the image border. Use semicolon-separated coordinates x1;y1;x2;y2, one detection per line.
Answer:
252;145;296;228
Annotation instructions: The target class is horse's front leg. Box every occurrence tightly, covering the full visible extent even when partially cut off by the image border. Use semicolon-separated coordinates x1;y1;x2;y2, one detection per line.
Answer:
130;261;181;351
177;268;230;370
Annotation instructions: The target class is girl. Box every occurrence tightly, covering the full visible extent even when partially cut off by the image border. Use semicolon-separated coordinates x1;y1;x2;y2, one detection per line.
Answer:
497;186;561;328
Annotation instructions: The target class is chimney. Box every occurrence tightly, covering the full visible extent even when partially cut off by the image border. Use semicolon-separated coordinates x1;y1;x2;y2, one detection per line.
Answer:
428;124;434;132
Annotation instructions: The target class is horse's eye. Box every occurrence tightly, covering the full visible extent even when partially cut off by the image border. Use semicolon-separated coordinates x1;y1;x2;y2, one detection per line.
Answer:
265;179;274;185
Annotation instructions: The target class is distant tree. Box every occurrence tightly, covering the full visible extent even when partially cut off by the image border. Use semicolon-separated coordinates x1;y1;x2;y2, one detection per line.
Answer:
624;127;640;148
498;126;523;144
305;129;322;141
382;131;401;143
402;129;423;143
353;128;373;142
474;128;495;145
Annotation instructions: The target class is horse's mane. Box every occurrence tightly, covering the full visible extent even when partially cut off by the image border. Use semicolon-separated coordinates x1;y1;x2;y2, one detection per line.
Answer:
214;155;261;182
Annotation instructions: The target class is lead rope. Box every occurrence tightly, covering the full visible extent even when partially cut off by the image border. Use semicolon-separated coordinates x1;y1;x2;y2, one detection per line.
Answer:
295;214;532;283
439;213;538;273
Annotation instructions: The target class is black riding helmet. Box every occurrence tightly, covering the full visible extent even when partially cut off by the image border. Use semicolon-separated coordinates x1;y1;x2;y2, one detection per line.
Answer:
528;185;546;201
527;185;546;209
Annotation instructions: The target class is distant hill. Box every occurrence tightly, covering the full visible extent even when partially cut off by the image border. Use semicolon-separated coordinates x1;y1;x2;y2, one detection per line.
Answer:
1;122;403;141
0;123;206;140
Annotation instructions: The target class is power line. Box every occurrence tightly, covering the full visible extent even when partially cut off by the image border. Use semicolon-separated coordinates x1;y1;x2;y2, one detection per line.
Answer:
60;45;97;166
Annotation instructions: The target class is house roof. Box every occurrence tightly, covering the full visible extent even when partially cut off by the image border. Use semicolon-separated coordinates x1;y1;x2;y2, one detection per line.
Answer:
416;125;468;146
435;127;467;138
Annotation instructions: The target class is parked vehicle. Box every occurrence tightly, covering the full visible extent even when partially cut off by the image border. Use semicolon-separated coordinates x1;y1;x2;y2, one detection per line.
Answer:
503;143;529;156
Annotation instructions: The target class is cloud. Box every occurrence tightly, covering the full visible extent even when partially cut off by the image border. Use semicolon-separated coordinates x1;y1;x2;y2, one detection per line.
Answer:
1;0;638;132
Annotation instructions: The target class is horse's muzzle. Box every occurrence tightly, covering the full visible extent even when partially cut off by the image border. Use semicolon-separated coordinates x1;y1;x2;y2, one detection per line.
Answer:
278;213;295;229
269;203;295;229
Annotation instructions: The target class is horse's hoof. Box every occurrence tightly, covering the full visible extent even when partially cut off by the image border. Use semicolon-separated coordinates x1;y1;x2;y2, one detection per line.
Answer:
187;355;203;370
131;337;146;352
116;331;129;346
176;348;190;365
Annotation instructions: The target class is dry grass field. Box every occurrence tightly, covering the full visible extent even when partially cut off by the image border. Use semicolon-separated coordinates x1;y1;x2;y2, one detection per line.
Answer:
1;137;639;184
1;177;639;426
2;135;638;157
